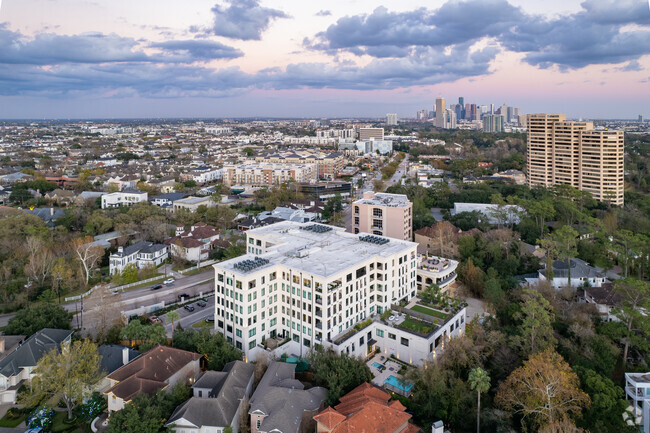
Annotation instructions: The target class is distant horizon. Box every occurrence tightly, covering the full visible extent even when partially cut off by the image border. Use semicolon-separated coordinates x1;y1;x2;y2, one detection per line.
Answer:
1;0;649;119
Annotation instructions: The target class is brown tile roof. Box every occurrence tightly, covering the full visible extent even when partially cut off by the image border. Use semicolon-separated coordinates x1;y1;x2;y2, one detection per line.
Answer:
315;383;418;433
105;345;201;402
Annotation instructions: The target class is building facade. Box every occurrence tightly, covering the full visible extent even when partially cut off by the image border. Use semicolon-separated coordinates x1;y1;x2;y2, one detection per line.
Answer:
109;241;169;275
352;192;413;241
212;222;419;362
358;128;384;141
526;114;624;205
223;163;317;187
101;190;148;209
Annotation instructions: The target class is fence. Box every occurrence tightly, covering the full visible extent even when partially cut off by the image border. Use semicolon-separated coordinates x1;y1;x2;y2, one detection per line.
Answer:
178;259;218;274
110;275;166;293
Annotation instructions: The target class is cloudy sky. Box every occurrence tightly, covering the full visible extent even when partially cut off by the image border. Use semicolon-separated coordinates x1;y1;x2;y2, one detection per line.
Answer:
0;0;648;119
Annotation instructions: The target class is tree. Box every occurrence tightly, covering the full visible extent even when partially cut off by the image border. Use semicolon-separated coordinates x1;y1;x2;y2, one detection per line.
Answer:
21;339;102;419
527;198;556;239
551;225;579;288
167;310;180;337
4;303;72;337
72;236;104;286
308;347;372;406
513;289;556;357
85;284;123;342
459;258;485;297
172;328;242;371
24;236;55;289
495;349;590;431
426;221;458;258
468;367;491;433
106;385;190;433
51;258;75;304
611;278;650;365
84;210;113;236
119;320;167;350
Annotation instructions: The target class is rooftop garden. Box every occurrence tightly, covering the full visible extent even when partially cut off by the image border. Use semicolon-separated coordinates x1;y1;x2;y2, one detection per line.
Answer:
397;316;436;335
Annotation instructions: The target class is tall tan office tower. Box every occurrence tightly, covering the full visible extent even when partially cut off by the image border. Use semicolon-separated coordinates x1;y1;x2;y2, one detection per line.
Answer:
435;97;445;128
527;114;624;205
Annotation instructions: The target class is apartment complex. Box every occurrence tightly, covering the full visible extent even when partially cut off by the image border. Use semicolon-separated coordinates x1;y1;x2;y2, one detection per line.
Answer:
527;114;624;205
101;189;148;209
352;192;413;241
223;163;317;187
254;150;345;180
213;222;419;362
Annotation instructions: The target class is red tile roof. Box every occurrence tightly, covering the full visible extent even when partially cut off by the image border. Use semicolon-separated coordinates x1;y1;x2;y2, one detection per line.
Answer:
314;383;420;433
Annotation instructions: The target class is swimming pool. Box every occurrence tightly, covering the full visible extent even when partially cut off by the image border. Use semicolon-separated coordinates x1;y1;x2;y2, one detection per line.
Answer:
384;375;414;393
372;362;385;370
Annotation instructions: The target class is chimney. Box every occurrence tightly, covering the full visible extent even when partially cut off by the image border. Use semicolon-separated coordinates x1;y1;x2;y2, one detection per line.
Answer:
50;207;54;216
0;337;5;353
122;347;130;365
432;421;444;433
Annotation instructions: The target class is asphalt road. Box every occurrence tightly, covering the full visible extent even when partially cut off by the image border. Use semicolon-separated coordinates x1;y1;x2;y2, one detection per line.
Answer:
0;267;215;328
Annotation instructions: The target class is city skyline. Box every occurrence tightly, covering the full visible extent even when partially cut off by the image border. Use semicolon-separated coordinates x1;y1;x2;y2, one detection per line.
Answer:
0;0;649;119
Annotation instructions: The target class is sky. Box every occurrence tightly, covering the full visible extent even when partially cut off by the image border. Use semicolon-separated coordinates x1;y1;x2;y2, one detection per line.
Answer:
0;0;648;119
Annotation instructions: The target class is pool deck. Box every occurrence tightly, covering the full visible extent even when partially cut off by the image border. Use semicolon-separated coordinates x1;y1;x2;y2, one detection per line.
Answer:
367;353;404;388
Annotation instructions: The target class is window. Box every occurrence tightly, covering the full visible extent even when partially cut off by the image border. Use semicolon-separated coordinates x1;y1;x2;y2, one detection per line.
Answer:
249;340;256;349
236;329;242;337
400;337;409;347
376;329;384;337
373;208;382;217
388;333;396;340
249;328;256;337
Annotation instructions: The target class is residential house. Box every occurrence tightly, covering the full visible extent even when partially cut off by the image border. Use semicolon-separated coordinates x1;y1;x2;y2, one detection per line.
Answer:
96;345;140;393
313;383;420;433
416;255;459;293
166;361;255;433
44;188;75;205
151;192;188;209
0;172;33;184
257;206;319;223
538;258;606;289
249;362;327;433
165;223;222;263
74;191;106;206
414;222;461;257
26;207;66;227
109;241;168;275
0;329;73;404
582;283;622;322
106;175;139;191
105;345;202;412
237;216;284;232
101;189;148;209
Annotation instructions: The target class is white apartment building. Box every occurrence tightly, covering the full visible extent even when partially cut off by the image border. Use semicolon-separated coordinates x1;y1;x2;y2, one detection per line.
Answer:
101;190;148;209
625;372;650;433
172;196;216;213
223;163;317;187
416;256;458;293
213;222;466;365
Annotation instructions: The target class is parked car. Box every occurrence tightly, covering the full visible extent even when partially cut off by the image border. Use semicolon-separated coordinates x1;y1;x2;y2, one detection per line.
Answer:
151;284;163;290
177;293;189;300
205;316;215;323
164;278;175;285
196;301;207;307
184;305;195;312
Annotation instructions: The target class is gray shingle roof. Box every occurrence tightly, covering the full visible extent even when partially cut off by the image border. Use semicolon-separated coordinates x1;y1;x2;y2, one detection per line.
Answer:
540;258;603;279
166;360;255;429
98;345;140;376
0;328;73;378
249;362;327;433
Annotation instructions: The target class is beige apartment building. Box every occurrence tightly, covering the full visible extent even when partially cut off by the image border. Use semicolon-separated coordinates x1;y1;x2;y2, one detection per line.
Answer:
352;192;413;241
254;150;345;180
527;114;624;205
223;163;317;187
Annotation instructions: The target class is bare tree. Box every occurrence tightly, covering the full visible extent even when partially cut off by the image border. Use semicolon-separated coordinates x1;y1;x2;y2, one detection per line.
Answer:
24;237;55;287
72;236;104;286
239;395;251;433
85;283;123;341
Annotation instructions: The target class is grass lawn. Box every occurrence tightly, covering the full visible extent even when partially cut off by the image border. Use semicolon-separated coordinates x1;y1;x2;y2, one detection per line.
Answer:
50;411;88;433
398;317;435;335
412;304;448;320
191;320;213;329
0;412;27;428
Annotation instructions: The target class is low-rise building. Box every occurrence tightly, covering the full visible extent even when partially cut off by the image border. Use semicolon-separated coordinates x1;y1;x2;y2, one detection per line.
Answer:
101;189;148;209
105;345;202;412
150;192;188;208
0;329;73;404
625;372;650;433
582;283;622;322
109;241;169;275
223;163;317;187
166;361;255;433
172;196;215;213
538;258;606;289
165;223;222;263
249;362;327;433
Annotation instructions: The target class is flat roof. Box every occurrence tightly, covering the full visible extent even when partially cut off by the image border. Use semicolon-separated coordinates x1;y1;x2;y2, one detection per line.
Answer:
215;221;417;279
354;193;411;208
